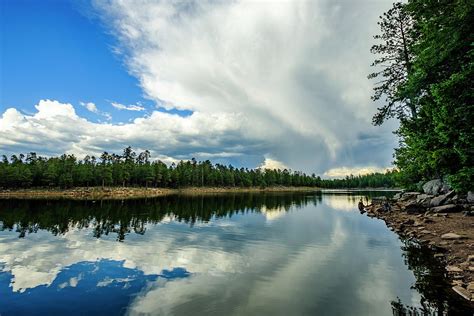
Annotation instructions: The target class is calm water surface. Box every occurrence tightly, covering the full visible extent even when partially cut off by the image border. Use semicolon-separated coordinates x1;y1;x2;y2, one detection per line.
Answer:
0;192;470;315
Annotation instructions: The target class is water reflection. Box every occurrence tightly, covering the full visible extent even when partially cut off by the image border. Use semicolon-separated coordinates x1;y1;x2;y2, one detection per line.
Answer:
0;192;471;315
391;240;472;315
0;192;321;241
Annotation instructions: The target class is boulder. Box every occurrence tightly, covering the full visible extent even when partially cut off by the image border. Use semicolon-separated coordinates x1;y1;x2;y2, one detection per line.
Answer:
430;195;447;207
441;233;466;240
468;191;474;204
417;194;432;207
401;192;419;201
416;193;431;201
430;190;456;207
431;204;461;213
423;179;444;195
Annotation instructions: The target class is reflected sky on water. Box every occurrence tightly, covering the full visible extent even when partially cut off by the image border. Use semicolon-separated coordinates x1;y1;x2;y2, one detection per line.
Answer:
0;192;470;315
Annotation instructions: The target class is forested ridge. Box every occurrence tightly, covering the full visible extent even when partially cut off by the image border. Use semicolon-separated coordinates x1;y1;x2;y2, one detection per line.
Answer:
369;0;473;192
0;147;397;189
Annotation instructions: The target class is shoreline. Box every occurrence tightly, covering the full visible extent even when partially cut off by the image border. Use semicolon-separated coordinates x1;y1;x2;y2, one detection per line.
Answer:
364;195;474;304
0;186;322;200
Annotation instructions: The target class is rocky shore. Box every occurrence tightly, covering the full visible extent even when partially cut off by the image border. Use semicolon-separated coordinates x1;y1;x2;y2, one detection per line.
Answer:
363;179;474;303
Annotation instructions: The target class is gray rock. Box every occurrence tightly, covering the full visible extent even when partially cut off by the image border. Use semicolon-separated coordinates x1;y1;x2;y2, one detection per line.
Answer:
416;194;433;207
468;191;474;204
401;192;419;201
393;192;402;200
431;204;461;213
430;195;447;207
462;211;474;217
423;179;444;195
416;193;431;201
441;233;466;240
430;190;456;207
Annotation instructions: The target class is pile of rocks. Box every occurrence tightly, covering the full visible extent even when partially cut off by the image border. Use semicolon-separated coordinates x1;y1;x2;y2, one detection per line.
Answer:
390;179;474;215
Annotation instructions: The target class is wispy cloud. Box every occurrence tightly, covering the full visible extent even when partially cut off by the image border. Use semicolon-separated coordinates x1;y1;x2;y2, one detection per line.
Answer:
111;101;145;111
80;101;112;121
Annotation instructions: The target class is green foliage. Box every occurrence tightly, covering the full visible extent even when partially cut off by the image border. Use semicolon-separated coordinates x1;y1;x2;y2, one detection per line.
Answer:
0;148;397;190
370;0;474;192
0;148;317;189
368;2;417;125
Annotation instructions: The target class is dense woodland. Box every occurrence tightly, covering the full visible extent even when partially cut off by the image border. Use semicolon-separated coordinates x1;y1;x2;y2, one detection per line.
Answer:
0;147;397;189
369;1;473;192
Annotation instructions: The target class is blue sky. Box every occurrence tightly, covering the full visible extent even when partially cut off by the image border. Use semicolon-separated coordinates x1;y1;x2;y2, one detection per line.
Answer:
0;0;189;123
0;0;397;175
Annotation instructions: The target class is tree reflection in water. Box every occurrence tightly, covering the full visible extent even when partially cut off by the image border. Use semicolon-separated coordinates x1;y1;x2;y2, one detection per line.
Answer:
391;240;473;315
0;192;321;241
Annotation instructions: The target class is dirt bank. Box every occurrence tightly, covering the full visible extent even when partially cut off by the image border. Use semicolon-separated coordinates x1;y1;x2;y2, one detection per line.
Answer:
0;186;320;200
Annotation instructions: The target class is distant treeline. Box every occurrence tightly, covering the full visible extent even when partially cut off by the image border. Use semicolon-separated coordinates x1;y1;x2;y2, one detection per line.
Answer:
319;171;398;189
0;147;397;189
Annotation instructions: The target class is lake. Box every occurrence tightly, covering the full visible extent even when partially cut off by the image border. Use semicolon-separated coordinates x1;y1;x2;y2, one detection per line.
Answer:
0;191;470;315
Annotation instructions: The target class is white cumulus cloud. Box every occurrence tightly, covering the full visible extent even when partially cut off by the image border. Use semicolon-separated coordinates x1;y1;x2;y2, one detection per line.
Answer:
0;0;399;174
259;158;288;171
324;166;392;178
0;99;263;162
91;0;397;173
80;101;99;113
